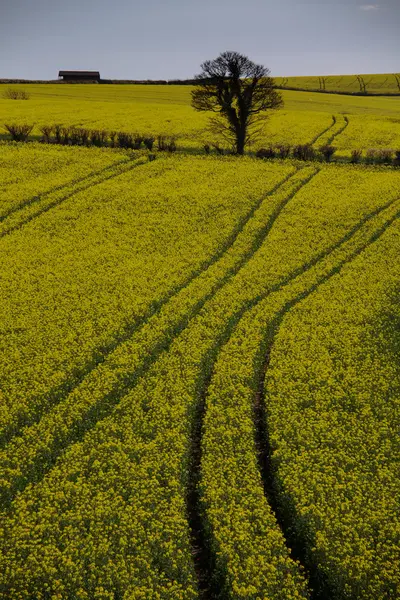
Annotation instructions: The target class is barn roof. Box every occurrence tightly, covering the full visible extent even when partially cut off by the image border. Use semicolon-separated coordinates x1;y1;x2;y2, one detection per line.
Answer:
59;70;100;77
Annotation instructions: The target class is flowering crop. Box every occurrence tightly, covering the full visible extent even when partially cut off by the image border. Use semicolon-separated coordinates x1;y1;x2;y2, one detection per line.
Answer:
202;166;400;599
0;157;295;506
1;145;400;598
0;143;134;220
264;217;400;599
0;163;315;597
1;83;399;152
0;152;291;444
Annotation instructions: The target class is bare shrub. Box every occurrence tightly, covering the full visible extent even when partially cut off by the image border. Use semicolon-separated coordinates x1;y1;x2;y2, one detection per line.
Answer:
276;144;291;159
90;129;100;146
143;137;155;151
292;144;316;161
54;124;63;144
4;123;33;141
109;131;117;147
156;136;177;152
69;127;89;146
157;135;168;151
320;144;336;162
133;135;144;150
79;128;90;146
167;138;177;152
40;125;54;143
365;149;378;164
89;129;108;147
3;88;30;100
61;126;71;145
376;149;394;164
256;147;276;159
117;132;133;149
99;130;109;146
364;148;393;164
69;128;80;146
350;149;362;164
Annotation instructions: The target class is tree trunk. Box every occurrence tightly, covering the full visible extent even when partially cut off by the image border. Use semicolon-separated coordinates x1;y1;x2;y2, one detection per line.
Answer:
236;125;246;155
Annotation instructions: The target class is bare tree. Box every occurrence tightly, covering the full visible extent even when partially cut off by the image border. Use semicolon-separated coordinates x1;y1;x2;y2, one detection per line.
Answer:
356;75;367;94
191;51;283;155
394;74;400;92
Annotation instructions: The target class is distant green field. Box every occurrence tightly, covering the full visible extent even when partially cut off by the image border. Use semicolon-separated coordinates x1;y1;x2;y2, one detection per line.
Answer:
275;72;400;95
1;83;400;154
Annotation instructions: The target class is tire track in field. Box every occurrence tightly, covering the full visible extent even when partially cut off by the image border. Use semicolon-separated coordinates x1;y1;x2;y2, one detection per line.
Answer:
377;77;389;90
187;369;223;600
325;115;349;146
309;115;336;146
311;115;349;149
3;181;398;599
252;205;400;600
0;168;319;511
345;78;358;89
0;155;133;225
257;192;400;296
0;167;302;449
188;195;400;600
0;157;146;239
183;197;400;599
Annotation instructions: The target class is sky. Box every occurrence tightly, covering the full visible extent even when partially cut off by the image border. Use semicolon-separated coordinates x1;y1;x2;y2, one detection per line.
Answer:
0;0;399;80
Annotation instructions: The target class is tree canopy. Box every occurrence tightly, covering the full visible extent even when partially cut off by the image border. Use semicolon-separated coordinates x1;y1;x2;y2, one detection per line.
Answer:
191;51;283;154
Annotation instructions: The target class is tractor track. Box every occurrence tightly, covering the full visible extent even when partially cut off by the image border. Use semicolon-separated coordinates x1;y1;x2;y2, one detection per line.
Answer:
188;194;400;599
0;155;134;225
252;202;400;600
325;116;349;146
0;168;302;449
2;172;400;598
309;115;337;146
0;156;145;239
0;168;317;510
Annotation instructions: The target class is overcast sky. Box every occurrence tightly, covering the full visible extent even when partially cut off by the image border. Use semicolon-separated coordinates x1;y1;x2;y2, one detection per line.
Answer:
0;0;398;80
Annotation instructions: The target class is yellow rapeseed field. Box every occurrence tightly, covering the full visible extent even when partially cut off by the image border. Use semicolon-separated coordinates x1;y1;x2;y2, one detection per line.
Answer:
0;82;399;599
1;83;400;153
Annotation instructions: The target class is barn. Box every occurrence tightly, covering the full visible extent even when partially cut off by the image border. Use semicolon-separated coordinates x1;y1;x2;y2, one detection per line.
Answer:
58;70;101;82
